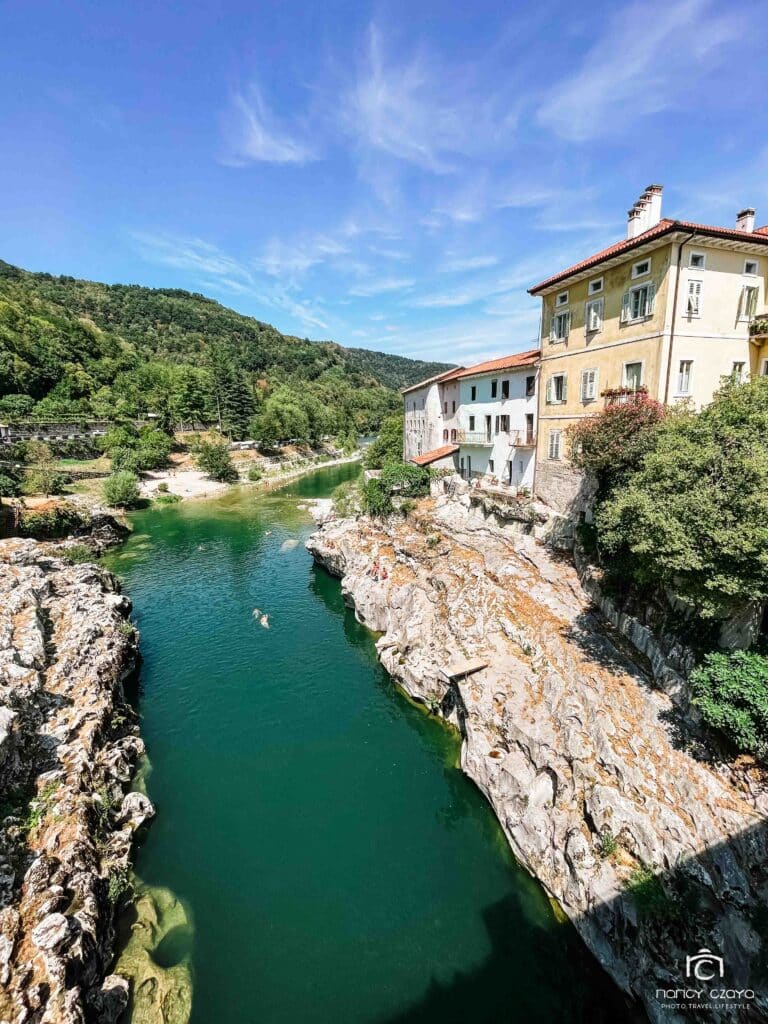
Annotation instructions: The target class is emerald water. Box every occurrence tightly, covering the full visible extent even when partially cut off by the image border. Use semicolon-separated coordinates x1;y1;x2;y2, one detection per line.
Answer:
105;464;624;1024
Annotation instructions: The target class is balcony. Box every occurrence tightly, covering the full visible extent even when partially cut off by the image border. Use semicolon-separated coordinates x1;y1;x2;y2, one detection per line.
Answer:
457;430;493;446
602;386;648;406
509;430;536;448
749;316;768;341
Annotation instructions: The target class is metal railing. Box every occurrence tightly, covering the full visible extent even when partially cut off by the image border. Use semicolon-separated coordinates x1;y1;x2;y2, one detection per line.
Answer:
457;430;494;445
457;428;536;447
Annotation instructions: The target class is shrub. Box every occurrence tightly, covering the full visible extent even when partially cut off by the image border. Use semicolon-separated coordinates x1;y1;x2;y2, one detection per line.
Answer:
332;480;361;518
364;414;404;469
62;543;93;564
690;651;768;760
0;474;17;502
102;471;141;508
361;478;392;516
598;830;618;858
247;466;263;482
625;864;679;920
567;397;665;489
380;462;430;497
18;504;89;539
157;481;169;493
154;492;181;504
196;441;239;482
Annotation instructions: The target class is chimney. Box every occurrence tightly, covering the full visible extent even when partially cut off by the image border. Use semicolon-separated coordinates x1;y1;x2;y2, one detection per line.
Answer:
627;205;643;239
627;185;663;238
645;184;663;228
736;207;755;233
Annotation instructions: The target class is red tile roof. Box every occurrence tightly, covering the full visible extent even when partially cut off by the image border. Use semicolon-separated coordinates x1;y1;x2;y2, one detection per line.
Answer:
529;219;768;295
444;348;540;380
401;366;463;394
410;444;459;466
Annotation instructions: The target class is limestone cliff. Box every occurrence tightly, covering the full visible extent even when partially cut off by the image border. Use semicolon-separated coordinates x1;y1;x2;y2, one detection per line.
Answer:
0;539;153;1023
307;493;768;1024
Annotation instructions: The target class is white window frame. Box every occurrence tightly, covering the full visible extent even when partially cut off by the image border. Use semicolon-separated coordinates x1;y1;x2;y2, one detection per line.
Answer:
686;278;702;317
580;367;598;402
622;360;644;390
585;297;604;335
676;359;693;396
744;259;759;276
550;310;571;343
732;361;746;382
555;290;569;307
547;372;567;405
588;277;604;295
548;429;562;461
631;257;652;279
622;282;655;323
689;251;706;270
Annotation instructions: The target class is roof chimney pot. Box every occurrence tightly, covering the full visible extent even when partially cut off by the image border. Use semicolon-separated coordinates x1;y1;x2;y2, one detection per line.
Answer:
736;207;756;233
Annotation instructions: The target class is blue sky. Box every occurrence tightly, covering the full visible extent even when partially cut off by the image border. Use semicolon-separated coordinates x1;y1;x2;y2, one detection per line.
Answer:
2;0;767;364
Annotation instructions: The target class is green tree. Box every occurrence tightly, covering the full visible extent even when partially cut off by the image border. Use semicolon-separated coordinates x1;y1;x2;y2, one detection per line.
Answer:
0;473;17;505
196;440;239;482
102;470;141;508
23;441;61;497
690;651;768;759
567;397;666;492
595;376;768;618
364;413;404;469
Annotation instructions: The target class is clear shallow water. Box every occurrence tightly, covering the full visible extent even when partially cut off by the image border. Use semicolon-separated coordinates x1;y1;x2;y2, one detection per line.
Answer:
105;464;625;1024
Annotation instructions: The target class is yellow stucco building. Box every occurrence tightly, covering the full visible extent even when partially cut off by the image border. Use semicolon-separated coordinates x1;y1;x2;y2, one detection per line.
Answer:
528;185;768;511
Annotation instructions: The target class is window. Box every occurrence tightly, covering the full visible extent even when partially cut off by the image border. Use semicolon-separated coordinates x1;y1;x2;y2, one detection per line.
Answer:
489;459;495;473
443;402;447;414
491;379;498;398
470;385;477;401
556;290;569;306
442;429;448;441
452;400;456;414
525;375;536;397
763;359;768;377
740;285;759;320
548;430;562;461
621;283;655;322
580;368;598;402
631;257;651;279
689;252;706;269
687;279;702;316
623;361;644;390
550;310;571;342
677;360;693;395
588;277;604;295
585;297;604;334
468;415;475;430
500;414;509;432
501;379;510;399
451;428;457;441
546;373;567;404
732;361;746;381
744;259;759;276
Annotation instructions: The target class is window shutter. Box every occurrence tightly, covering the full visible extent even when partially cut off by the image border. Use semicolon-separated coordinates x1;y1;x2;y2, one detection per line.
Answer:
647;282;656;315
580;370;588;399
549;316;557;342
546;377;553;404
621;292;630;323
748;287;758;317
561;375;568;402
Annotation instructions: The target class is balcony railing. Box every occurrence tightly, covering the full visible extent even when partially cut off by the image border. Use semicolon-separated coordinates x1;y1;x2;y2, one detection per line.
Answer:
749;316;768;339
457;430;494;445
602;386;648;406
509;430;536;447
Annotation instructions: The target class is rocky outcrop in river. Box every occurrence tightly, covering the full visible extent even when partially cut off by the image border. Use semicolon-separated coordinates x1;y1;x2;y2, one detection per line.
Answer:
0;538;153;1023
308;493;768;1023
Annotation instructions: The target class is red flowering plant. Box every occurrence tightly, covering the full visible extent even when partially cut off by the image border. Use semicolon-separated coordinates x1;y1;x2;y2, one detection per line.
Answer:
566;396;665;492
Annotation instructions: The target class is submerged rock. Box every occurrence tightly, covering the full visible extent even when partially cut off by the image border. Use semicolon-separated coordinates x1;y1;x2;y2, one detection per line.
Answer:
0;537;149;1021
307;497;768;1024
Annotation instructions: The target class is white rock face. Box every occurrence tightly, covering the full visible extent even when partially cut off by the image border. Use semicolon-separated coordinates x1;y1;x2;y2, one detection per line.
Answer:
0;538;151;1023
307;497;768;1024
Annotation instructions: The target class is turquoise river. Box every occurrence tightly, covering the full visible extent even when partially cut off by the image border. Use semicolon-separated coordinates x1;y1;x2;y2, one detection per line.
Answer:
104;463;626;1024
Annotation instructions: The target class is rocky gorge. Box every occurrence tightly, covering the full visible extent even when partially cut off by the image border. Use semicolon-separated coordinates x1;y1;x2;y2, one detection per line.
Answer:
307;486;768;1024
0;538;152;1023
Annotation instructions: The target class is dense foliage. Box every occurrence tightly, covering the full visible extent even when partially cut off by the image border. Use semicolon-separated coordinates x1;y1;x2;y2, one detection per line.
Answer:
567;398;666;490
101;470;141;508
363;413;404;469
361;462;431;516
100;425;174;473
195;441;239;482
0;260;451;442
595;377;768;619
690;651;768;760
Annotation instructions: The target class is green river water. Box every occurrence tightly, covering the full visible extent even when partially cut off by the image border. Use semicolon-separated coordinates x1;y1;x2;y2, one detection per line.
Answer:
104;463;625;1024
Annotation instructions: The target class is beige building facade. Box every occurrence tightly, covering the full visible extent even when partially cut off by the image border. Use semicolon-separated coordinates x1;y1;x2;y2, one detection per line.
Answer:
529;186;768;511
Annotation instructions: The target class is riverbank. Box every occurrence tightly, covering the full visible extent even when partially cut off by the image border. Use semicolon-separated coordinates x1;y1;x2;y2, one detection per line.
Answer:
307;492;768;1024
0;538;153;1022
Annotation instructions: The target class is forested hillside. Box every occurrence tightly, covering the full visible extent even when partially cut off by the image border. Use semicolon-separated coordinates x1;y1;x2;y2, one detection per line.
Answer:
0;260;452;441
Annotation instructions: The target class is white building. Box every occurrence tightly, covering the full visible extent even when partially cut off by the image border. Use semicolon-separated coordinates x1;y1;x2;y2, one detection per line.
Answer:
401;349;540;486
453;350;539;488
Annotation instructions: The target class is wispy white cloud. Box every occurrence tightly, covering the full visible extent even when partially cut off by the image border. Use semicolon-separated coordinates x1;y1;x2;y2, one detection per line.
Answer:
538;0;742;142
220;85;318;165
439;254;499;273
130;231;253;282
349;276;415;297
